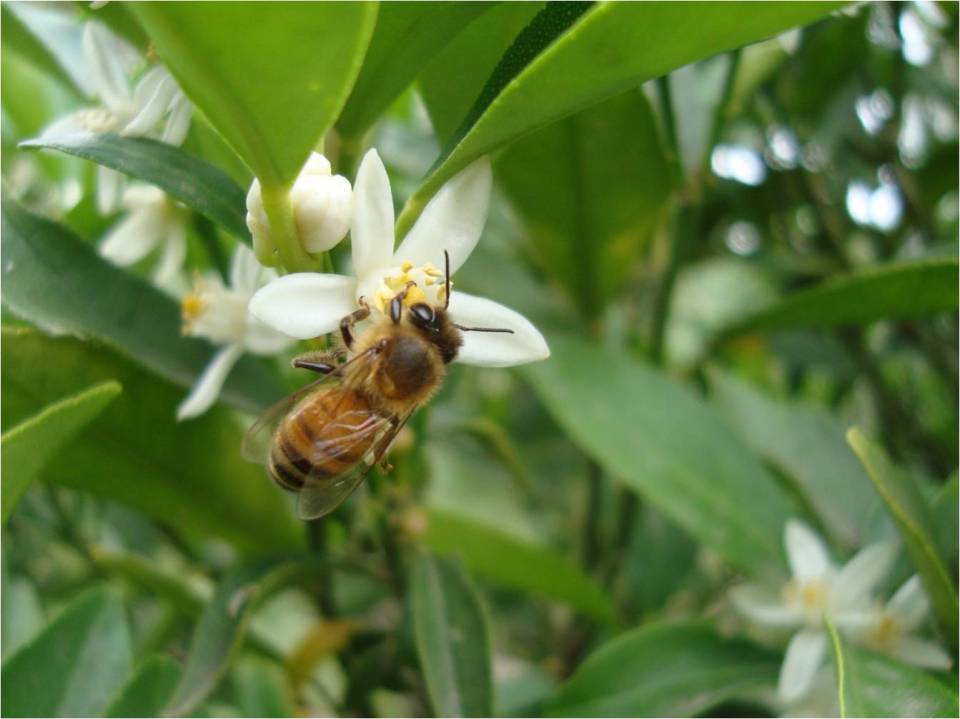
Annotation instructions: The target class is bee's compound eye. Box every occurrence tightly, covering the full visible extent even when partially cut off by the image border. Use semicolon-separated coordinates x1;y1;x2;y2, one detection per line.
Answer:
410;302;435;326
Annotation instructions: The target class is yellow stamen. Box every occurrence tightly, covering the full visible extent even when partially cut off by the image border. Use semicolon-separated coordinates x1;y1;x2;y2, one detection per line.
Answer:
401;260;414;272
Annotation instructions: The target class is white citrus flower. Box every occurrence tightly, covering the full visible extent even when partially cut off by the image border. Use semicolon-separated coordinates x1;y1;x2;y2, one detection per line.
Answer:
848;575;952;670
732;520;897;703
246;152;353;260
178;245;291;420
41;22;192;214
99;184;189;291
250;149;549;368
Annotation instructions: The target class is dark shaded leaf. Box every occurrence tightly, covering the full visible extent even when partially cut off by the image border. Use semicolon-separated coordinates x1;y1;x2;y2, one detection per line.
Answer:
2;326;302;555
723;257;960;336
1;198;281;414
21;133;250;240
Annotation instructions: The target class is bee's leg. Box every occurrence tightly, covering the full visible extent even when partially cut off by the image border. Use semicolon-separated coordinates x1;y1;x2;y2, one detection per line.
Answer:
291;350;344;374
339;300;371;349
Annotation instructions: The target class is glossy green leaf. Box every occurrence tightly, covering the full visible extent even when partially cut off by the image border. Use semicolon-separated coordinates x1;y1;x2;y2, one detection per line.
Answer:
709;369;876;551
522;333;793;574
847;428;958;644
165;556;330;717
724;257;960;336
336;2;495;141
492;89;672;318
2;587;132;718
399;1;843;234
412;553;493;718
829;631;958;718
105;655;182;718
545;622;779;717
132;3;378;187
21;133;250;240
1;199;281;414
1;326;302;555
422;508;615;624
2;380;120;525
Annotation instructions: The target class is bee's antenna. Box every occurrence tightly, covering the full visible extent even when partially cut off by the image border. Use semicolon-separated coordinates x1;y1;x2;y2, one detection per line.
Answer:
454;324;515;334
444;249;451;310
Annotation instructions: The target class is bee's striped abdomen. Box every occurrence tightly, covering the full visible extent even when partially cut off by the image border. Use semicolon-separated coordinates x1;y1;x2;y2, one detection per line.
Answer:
268;388;379;491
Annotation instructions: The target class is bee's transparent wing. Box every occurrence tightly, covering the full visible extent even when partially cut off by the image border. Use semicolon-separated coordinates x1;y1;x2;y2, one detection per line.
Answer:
241;376;333;464
296;408;415;520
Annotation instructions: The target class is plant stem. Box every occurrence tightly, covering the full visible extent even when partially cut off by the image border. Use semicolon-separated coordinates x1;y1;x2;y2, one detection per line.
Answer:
306;519;337;617
260;183;320;273
648;202;698;364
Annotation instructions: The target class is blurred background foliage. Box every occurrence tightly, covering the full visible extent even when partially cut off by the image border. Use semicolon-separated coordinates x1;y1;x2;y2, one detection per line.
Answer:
1;2;957;717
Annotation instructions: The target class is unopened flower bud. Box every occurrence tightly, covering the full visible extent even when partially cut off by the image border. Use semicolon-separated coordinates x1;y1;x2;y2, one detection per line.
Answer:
245;152;353;258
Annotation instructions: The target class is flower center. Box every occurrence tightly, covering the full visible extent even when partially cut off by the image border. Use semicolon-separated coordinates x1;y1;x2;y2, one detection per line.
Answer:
372;260;450;316
867;613;902;651
783;579;830;622
181;274;249;343
78;107;122;133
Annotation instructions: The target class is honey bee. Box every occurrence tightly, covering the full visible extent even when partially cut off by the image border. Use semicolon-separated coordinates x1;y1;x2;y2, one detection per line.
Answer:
243;252;512;519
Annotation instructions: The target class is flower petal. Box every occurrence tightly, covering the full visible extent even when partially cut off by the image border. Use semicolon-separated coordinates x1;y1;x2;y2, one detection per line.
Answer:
83;22;132;112
778;630;827;703
97;165;124;215
249;273;356;339
351;149;395;280
150;219;187;288
229;243;265;295
832;541;897;609
887;575;930;631
99;208;162;265
891;637;953;670
447;291;549;367
162;94;192;146
177;343;244;420
731;585;804;629
121;67;177;137
394;156;491;274
785;520;833;583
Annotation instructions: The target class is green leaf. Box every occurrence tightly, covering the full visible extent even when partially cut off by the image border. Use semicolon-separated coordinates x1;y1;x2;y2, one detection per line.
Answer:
422;508;615;624
847;428;959;645
232;655;296;718
132;3;378;187
492;89;672;318
522;333;793;575
21;133;250;241
545;622;779;717
723;257;960;336
828;629;958;718
105;655;182;718
165;558;329;717
930;475;958;576
1;198;281;414
0;577;44;660
2;380;120;524
2;587;133;718
399;1;843;234
336;2;495;141
1;326;302;555
709;369;876;551
412;554;493;718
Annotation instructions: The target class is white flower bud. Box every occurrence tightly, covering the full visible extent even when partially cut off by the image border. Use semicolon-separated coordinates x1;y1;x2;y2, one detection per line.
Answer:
245;152;353;257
